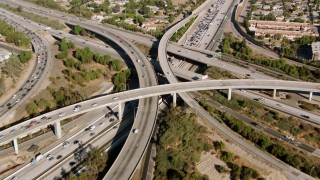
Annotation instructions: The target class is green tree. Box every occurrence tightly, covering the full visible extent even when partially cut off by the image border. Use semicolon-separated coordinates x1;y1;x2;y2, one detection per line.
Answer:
19;51;32;63
112;4;121;13
74;25;84;35
85;147;108;177
111;59;122;71
26;102;38;115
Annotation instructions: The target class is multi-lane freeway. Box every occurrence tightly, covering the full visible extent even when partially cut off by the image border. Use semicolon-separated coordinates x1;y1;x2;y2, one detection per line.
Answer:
1;0;319;179
0;12;53;124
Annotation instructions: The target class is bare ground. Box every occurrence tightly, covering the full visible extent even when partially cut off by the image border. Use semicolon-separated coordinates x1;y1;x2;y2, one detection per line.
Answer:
195;115;287;180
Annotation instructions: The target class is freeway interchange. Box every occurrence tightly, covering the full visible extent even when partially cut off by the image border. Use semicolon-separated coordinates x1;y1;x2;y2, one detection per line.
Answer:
0;0;319;179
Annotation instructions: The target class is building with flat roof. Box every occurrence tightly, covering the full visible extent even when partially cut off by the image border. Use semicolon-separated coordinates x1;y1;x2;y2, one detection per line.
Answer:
312;42;320;60
0;48;11;62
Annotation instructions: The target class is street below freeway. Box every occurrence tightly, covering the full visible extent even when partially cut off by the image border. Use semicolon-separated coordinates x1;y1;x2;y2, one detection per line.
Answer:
190;92;319;157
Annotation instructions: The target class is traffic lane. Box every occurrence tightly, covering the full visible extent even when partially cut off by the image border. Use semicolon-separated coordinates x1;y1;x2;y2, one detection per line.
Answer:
192;92;316;154
167;45;274;80
11;113;119;179
43;107;136;179
236;91;320;125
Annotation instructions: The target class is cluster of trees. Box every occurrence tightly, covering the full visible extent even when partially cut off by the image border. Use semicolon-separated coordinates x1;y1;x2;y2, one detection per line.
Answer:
67;147;108;180
102;17;144;33
199;97;320;177
170;18;195;42
26;0;64;11
0;20;30;47
276;36;320;60
68;4;93;19
93;54;111;65
205;66;237;79
25;98;51;116
112;69;130;92
221;113;320;177
203;89;320;145
50;87;88;107
64;58;82;70
221;34;319;82
19;51;32;63
62;68;104;87
56;39;75;59
154;108;212;179
0;78;5;97
213;142;262;179
2;54;23;78
260;13;276;21
74;47;93;63
73;25;88;36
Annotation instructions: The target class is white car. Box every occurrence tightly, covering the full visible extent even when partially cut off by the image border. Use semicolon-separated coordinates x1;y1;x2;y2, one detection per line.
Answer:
15;99;20;103
58;112;65;117
133;128;139;134
92;103;98;107
12;94;17;99
89;125;96;131
63;141;70;148
112;97;119;100
99;122;105;127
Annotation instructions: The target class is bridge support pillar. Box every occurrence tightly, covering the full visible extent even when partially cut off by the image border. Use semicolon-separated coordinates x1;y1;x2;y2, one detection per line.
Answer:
309;92;313;101
54;121;62;139
173;93;177;107
272;89;277;99
228;88;232;101
118;102;122;121
13;138;18;154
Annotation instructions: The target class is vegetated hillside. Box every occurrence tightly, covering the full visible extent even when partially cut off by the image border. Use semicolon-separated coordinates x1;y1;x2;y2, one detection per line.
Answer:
154;107;212;179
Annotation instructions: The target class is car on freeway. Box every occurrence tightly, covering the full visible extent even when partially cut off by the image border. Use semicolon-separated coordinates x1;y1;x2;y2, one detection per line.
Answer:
46;154;54;160
63;141;70;148
56;155;62;160
10;129;16;133
99;122;105;127
301;114;310;119
276;103;282;107
15;99;20;103
112;97;119;100
109;118;115;122
74;105;81;112
133;128;139;134
136;59;141;63
40;116;47;121
12;94;17;99
90;132;95;136
59;112;65;117
89;125;96;131
0;135;4;139
92;103;98;107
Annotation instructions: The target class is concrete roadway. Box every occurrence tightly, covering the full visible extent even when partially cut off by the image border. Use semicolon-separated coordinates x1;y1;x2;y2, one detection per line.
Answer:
168;44;320;123
5;106;122;180
0;11;53;124
0;2;160;179
157;2;315;179
190;92;320;158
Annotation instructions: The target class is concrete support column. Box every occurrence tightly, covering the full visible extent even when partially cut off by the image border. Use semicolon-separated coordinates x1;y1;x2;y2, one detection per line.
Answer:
13;138;18;154
54;121;62;139
273;89;277;99
309;92;313;101
173;93;177;107
118;102;122;121
228;88;232;101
